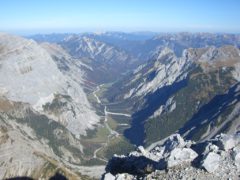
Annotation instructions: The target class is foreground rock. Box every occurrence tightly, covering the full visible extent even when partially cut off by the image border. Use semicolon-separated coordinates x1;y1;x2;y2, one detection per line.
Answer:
201;152;221;173
216;134;240;151
103;133;240;179
167;148;198;168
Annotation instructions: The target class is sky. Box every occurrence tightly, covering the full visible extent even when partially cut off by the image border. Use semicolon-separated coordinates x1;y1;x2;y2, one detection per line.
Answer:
1;0;240;35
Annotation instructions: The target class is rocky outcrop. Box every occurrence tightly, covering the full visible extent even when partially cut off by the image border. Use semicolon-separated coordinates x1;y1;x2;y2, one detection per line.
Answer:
103;133;240;179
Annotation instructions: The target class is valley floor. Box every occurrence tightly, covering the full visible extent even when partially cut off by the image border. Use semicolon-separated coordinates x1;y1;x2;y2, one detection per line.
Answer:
82;84;134;166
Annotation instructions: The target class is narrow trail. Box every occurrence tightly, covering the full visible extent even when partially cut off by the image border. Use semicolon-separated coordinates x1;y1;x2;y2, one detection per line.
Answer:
105;110;131;117
93;147;108;162
93;85;101;104
104;106;119;136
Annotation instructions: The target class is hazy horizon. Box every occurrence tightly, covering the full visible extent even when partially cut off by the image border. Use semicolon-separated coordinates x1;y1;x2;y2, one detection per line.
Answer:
1;0;240;35
3;30;240;37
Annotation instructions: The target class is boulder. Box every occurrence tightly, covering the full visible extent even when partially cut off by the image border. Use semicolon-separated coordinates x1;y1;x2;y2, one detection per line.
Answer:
201;152;221;173
203;143;219;156
163;134;186;153
167;148;198;168
136;146;161;162
104;172;115;180
137;146;147;156
115;173;134;180
232;147;240;167
150;146;165;160
216;134;240;151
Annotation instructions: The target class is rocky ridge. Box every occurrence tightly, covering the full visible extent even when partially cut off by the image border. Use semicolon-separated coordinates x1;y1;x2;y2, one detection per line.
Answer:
103;133;240;179
122;45;240;99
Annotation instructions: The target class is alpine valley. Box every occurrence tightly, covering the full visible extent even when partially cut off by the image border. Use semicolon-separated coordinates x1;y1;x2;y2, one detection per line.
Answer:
0;32;240;179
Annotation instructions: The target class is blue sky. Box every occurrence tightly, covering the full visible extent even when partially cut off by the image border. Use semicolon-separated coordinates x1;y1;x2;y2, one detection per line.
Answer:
1;0;240;34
